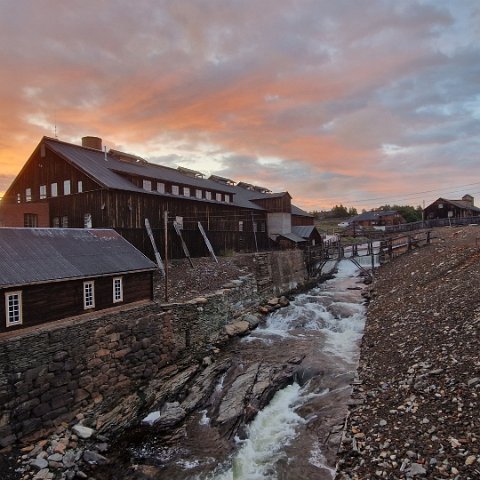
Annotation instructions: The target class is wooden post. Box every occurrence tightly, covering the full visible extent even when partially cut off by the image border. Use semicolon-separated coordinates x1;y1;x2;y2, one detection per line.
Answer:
164;210;169;302
251;212;259;252
144;218;165;277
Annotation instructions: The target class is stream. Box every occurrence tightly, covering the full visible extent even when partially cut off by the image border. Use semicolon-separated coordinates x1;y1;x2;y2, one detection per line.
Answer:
99;260;367;480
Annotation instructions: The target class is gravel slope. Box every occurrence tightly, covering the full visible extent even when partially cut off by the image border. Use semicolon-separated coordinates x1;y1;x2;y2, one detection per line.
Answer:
336;226;480;479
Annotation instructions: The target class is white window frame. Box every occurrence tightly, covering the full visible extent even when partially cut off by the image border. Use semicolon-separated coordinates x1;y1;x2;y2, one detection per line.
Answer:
142;179;152;191
40;185;47;199
216;193;222;201
205;191;212;200
183;186;190;197
77;180;83;193
171;185;179;195
113;277;123;303
51;183;58;197
157;182;165;194
195;189;202;199
64;180;71;195
5;291;22;327
83;281;95;309
225;194;231;203
25;188;32;202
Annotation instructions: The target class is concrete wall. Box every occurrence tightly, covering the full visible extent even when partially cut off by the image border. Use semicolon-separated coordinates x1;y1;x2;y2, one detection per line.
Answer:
0;250;308;447
267;212;292;235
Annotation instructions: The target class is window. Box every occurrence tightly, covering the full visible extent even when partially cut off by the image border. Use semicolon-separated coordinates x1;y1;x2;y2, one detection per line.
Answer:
24;213;38;227
225;194;231;203
171;185;179;195
40;185;47;199
16;193;21;204
183;187;190;197
142;179;152;191
259;222;266;232
175;216;184;229
113;277;123;303
77;180;83;193
25;188;32;202
61;216;68;228
64;180;71;195
84;213;92;229
5;291;22;326
52;217;60;228
205;191;212;200
253;222;258;232
216;193;222;201
157;182;165;194
51;183;58;197
239;221;244;232
83;281;95;309
195;189;202;199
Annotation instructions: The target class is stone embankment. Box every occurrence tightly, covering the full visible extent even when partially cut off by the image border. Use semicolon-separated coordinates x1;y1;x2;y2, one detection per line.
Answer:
336;226;480;479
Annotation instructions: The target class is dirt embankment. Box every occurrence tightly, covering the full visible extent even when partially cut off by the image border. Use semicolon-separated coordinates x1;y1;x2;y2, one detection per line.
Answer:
336;226;480;479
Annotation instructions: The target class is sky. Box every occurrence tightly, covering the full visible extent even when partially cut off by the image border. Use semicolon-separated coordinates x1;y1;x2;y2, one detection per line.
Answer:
0;0;479;211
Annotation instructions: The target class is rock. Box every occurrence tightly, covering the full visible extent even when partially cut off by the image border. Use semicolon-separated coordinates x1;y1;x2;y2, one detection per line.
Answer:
465;455;476;465
224;321;250;337
278;296;290;307
47;453;63;462
267;297;279;306
30;458;49;470
83;449;109;465
379;419;387;427
33;468;53;480
62;450;76;468
467;377;480;387
242;314;261;329
144;402;187;429
407;463;426;476
72;424;95;439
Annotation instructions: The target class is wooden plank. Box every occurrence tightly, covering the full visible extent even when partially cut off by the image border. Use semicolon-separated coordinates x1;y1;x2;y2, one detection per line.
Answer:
173;221;194;268
198;221;218;263
144;218;165;276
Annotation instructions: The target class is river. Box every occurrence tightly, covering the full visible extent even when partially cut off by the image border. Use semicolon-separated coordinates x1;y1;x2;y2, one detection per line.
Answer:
100;259;367;480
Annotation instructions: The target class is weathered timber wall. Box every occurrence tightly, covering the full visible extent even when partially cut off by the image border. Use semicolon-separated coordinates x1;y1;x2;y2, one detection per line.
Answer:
0;250;307;447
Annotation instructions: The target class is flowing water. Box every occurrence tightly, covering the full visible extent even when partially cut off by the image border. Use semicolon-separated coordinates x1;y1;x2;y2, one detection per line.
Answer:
104;259;367;480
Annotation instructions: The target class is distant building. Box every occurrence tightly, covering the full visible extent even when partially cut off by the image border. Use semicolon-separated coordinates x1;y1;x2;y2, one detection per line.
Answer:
424;194;480;220
347;210;405;230
0;228;156;333
0;136;315;257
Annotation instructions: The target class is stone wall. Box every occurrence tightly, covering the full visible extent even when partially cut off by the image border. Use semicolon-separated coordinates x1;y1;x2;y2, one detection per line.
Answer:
0;250;308;447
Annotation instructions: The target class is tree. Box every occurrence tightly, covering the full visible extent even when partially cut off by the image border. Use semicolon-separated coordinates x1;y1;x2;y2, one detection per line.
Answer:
331;204;349;217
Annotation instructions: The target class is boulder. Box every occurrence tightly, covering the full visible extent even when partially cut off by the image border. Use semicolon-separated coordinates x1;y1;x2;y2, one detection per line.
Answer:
72;424;95;440
224;321;250;337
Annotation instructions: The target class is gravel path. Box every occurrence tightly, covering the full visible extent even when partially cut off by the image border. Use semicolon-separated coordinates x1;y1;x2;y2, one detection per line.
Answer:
336;226;480;479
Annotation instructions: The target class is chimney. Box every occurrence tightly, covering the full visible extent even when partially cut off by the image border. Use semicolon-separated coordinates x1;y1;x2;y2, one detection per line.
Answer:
462;194;474;206
81;136;102;150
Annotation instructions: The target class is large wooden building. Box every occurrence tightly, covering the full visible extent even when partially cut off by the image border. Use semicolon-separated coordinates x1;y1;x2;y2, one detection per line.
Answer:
424;194;480;220
0;228;157;333
0;136;315;258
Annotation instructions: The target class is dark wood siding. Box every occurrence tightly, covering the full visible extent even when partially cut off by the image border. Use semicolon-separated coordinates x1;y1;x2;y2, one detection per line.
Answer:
291;215;314;226
0;271;153;333
251;195;292;213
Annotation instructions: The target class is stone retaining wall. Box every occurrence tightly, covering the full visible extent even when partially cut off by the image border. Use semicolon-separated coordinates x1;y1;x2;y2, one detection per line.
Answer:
0;250;308;447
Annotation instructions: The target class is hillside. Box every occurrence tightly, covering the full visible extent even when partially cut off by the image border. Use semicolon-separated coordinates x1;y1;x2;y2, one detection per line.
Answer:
336;226;480;479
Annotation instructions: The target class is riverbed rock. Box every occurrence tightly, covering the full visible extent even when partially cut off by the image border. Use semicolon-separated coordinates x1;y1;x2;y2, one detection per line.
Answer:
224;320;250;337
72;424;95;440
156;402;186;428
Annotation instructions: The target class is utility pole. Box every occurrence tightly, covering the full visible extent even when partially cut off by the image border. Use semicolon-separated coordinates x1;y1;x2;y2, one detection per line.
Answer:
164;210;169;302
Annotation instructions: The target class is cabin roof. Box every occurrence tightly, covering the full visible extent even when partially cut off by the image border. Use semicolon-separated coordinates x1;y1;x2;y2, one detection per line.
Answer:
0;228;156;288
350;210;400;222
434;197;480;212
292;225;317;238
277;232;307;243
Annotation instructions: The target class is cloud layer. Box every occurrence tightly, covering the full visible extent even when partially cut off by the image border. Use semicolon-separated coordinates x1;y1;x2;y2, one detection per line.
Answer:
1;0;479;210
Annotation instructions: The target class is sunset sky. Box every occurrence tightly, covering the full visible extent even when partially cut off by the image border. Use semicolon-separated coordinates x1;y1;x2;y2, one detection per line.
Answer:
1;0;479;211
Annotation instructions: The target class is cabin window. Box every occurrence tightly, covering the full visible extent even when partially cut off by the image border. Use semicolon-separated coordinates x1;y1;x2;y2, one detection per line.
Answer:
51;183;58;197
195;189;202;199
205;191;212;200
83;281;95;309
40;185;47;199
259;222;266;232
239;221;244;232
5;291;22;327
52;217;60;228
61;216;68;228
175;216;184;229
24;213;38;228
16;193;21;204
142;179;152;191
113;277;123;303
225;194;231;203
25;188;32;202
84;213;92;229
77;181;83;193
312;239;316;246
171;185;179;195
438;204;443;208
253;222;258;232
183;187;190;197
216;193;222;201
157;182;165;194
64;180;71;195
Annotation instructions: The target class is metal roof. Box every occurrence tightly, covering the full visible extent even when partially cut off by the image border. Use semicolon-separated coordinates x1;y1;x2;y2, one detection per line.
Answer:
277;232;307;243
292;225;316;238
350;210;400;223
0;228;156;288
291;205;313;217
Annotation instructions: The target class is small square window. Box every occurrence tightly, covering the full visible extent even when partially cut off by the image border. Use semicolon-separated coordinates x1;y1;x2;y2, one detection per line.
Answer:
5;291;22;326
24;213;38;227
183;187;190;197
205;191;212;200
113;277;123;303
157;183;165;194
216;193;222;201
143;179;152;191
83;281;95;309
172;185;179;195
195;189;202;199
